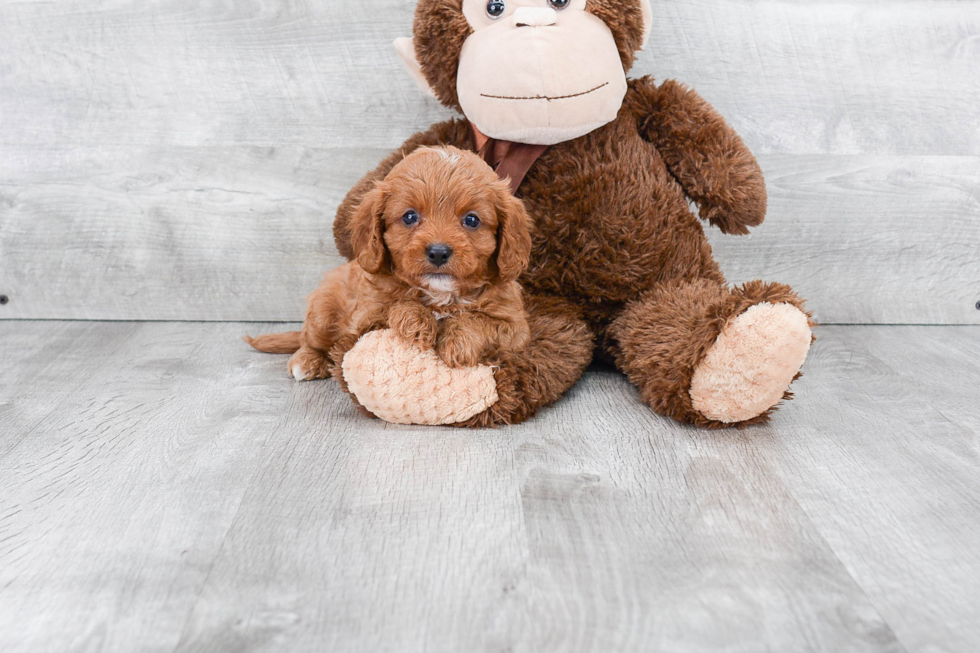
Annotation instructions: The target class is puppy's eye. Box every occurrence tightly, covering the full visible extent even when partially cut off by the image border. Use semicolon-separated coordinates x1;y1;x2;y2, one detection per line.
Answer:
463;213;481;229
402;210;419;226
486;1;505;19
548;0;569;8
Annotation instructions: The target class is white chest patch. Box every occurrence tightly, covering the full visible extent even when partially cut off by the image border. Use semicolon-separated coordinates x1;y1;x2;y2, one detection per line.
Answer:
413;276;477;312
423;274;458;294
419;275;471;308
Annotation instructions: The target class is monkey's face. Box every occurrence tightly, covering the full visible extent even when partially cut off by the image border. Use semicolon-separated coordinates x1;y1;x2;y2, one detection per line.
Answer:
456;0;628;145
400;0;651;145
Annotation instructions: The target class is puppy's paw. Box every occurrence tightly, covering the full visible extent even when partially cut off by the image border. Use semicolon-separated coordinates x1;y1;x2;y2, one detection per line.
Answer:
389;303;438;350
435;333;482;369
287;347;332;382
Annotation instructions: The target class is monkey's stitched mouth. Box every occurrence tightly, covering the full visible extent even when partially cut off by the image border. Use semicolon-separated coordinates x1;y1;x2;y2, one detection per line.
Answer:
480;82;609;102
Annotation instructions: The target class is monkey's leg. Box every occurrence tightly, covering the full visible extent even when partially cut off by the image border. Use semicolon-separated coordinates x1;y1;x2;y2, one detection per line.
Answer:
608;279;815;428
337;294;594;427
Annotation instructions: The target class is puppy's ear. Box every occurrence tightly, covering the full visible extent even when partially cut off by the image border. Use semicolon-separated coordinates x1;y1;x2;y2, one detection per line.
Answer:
349;184;389;274
493;182;532;282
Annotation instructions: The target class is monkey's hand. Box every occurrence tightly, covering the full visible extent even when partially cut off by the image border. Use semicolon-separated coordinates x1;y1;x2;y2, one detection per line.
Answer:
630;76;767;236
341;329;499;426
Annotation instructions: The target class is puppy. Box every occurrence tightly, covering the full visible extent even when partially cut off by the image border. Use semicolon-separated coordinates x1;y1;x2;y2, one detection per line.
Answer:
246;146;532;382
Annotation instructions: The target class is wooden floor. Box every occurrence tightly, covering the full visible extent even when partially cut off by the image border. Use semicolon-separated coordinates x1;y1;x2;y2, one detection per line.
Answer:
1;321;977;652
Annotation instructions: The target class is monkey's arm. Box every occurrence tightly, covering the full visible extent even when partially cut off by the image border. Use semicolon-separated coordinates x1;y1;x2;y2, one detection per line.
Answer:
333;119;474;258
628;76;767;235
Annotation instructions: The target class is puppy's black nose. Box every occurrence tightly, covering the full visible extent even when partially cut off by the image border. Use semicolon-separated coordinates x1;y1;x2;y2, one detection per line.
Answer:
426;244;453;267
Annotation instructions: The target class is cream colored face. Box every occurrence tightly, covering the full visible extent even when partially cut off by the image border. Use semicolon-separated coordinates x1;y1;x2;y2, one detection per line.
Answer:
456;0;629;145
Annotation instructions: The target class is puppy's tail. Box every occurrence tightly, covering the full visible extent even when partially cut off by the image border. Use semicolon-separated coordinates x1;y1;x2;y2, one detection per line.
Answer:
243;331;302;354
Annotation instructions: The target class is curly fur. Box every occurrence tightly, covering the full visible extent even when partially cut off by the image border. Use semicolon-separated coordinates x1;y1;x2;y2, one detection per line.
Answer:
249;146;532;381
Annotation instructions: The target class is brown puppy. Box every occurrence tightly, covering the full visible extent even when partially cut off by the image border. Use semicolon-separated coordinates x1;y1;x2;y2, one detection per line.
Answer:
246;146;532;382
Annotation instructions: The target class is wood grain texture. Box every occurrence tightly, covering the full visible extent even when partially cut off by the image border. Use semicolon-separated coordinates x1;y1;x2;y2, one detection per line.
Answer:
710;155;980;325
2;320;979;652
173;364;900;653
1;148;977;323
2;0;979;323
761;326;980;653
0;145;369;321
0;0;977;155
644;1;980;156
0;322;289;652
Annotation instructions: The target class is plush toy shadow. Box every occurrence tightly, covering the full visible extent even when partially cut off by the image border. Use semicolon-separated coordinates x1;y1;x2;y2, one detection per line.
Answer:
331;0;814;428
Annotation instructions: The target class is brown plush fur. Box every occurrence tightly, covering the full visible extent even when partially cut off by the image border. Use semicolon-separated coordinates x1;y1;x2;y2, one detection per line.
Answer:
608;279;815;429
332;0;812;428
584;0;646;70
413;0;472;111
248;147;532;380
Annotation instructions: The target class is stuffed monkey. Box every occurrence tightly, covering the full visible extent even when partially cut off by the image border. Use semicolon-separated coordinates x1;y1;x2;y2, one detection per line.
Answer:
332;0;814;428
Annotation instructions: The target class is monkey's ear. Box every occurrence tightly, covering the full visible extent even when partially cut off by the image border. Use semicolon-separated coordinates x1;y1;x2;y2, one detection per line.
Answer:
639;1;653;50
349;184;390;275
394;37;437;99
493;183;532;283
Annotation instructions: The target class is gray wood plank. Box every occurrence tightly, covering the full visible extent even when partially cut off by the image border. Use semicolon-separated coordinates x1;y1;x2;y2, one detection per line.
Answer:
3;321;979;651
761;326;980;653
2;148;977;324
171;379;906;652
0;145;367;321
0;320;915;653
645;0;980;156
0;322;295;652
0;0;977;155
710;156;980;325
174;381;905;651
0;321;144;460
3;0;979;323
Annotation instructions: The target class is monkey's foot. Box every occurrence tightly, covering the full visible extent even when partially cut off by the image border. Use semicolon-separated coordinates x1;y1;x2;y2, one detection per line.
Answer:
341;329;498;425
689;303;812;424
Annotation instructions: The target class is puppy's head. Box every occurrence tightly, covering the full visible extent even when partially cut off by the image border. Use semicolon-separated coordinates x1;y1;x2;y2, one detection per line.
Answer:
349;146;531;293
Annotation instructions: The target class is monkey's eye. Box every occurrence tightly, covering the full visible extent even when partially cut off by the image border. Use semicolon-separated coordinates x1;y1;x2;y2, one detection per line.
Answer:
486;1;506;19
548;0;569;8
402;210;419;226
463;213;481;229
